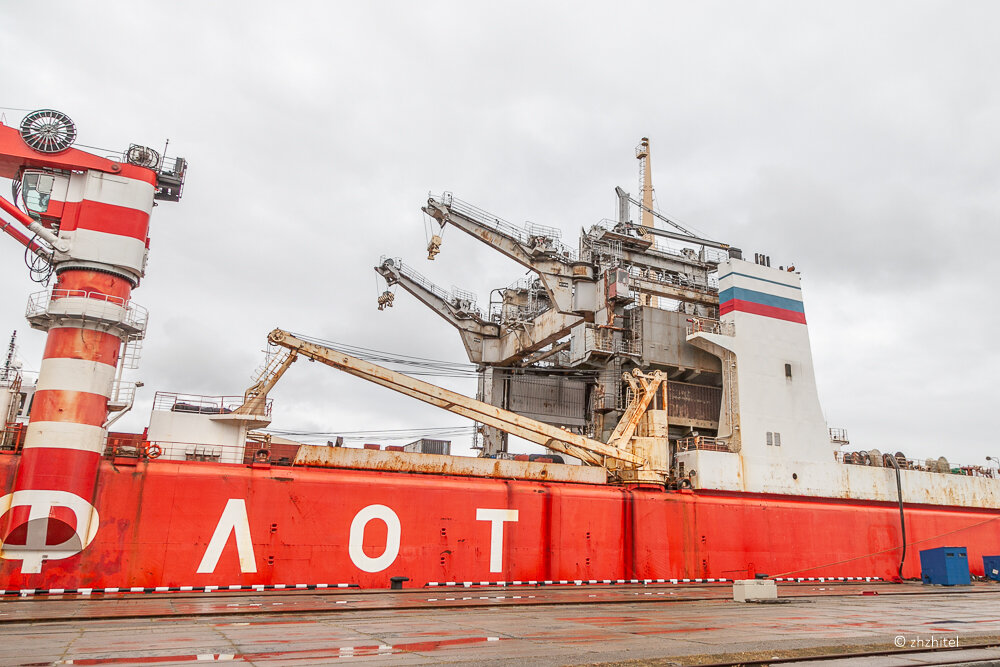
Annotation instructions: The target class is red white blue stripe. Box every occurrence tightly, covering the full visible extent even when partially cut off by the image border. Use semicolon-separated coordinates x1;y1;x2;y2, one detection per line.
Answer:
719;272;806;324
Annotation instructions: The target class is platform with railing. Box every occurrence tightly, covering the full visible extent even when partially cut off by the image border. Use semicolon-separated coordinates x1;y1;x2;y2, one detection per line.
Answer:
26;289;148;335
677;436;732;453
835;450;997;478
585;219;731;266
440;194;578;260
379;256;483;316
152;392;271;418
686;318;735;336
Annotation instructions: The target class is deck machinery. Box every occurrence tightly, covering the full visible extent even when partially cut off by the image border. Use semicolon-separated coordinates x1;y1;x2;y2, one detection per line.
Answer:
376;139;741;478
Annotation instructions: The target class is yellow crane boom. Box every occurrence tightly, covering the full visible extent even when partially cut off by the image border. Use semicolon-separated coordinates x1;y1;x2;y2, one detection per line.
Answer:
267;329;645;468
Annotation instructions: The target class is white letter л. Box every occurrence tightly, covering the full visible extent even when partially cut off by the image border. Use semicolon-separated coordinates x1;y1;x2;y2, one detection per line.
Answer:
197;499;257;574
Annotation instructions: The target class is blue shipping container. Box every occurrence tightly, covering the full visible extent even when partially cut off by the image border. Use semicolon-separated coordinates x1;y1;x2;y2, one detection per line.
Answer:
920;546;970;586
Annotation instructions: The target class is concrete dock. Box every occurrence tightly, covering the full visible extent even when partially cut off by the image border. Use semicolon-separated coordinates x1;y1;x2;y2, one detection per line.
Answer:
2;581;999;666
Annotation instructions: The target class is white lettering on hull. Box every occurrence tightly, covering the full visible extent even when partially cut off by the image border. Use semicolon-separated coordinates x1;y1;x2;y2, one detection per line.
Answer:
476;508;519;573
0;490;100;574
191;501;519;577
197;499;257;574
349;504;401;573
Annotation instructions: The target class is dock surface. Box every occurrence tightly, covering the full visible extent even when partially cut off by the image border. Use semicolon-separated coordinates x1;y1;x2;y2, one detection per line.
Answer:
3;582;1000;666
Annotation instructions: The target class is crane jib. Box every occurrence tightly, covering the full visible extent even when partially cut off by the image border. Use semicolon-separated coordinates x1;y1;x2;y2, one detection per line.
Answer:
266;329;646;469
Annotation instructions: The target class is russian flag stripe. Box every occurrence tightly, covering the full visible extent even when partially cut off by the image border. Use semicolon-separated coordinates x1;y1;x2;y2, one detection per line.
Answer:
721;299;807;324
719;287;804;313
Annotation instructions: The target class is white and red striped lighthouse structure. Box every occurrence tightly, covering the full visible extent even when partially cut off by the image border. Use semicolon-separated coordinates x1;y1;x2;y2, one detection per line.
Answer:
0;110;184;574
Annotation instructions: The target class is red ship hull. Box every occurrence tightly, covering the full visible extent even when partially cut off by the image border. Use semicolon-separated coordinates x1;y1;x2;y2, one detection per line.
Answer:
2;455;998;591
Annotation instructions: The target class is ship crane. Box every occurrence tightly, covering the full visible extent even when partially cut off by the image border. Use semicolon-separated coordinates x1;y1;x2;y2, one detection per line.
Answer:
267;329;670;483
376;257;583;366
375;257;500;364
423;193;594;317
0;109;187;554
234;347;299;419
614;185;731;252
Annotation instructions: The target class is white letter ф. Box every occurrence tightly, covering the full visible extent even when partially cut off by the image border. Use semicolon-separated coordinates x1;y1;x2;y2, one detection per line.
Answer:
349;504;401;573
197;499;257;574
0;490;100;574
476;508;518;573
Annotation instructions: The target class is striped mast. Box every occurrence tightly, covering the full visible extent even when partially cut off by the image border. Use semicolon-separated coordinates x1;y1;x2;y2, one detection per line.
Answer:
0;113;182;576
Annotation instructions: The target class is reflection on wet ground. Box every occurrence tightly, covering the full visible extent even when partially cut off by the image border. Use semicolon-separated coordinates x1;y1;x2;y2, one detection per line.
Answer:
4;581;1000;666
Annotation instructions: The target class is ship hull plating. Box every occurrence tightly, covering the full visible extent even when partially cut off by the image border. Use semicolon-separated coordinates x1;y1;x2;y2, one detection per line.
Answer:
1;456;998;590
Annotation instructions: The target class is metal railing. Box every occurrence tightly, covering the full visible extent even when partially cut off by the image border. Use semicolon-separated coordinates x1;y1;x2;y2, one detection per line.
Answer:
152;392;272;418
686;318;735;336
104;433;148;457
585;324;641;356
586;219;730;267
0;422;26;452
677;436;731;453
835;451;997;478
440;194;578;260
703;248;731;265
26;289;148;332
626;265;719;294
113;437;297;465
108;382;137;407
379;257;482;316
829;428;849;444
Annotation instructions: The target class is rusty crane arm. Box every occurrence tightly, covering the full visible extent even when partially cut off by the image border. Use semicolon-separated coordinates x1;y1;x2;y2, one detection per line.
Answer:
375;257;499;364
267;329;645;468
423;194;593;314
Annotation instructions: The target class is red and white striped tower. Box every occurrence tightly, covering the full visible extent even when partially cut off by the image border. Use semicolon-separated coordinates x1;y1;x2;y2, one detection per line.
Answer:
0;111;184;574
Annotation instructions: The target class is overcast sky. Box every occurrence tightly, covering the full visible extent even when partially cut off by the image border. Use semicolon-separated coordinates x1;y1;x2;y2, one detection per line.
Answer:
1;1;998;465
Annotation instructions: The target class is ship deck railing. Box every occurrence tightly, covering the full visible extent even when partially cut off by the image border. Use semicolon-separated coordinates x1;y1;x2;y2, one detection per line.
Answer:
99;436;299;466
677;436;731;453
152;391;272;418
0;422;26;453
686;319;735;336
835;450;997;478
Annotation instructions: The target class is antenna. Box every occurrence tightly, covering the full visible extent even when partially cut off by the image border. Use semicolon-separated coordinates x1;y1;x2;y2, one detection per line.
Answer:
635;137;654;230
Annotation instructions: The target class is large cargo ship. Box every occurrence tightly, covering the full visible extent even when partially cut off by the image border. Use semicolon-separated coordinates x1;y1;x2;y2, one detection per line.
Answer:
0;112;997;593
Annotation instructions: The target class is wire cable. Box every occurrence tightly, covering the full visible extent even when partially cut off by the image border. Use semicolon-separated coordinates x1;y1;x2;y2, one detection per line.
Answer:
287;331;606;380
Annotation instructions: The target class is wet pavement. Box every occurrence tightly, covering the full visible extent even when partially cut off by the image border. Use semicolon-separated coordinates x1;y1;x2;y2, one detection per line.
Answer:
1;582;999;666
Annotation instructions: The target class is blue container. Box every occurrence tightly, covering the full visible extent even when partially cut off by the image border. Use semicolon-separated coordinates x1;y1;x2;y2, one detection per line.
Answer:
920;546;971;586
984;555;1000;582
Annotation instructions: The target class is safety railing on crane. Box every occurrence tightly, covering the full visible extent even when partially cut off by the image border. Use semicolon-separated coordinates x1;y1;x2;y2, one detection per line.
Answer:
439;194;578;260
379;256;482;316
587;219;730;266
